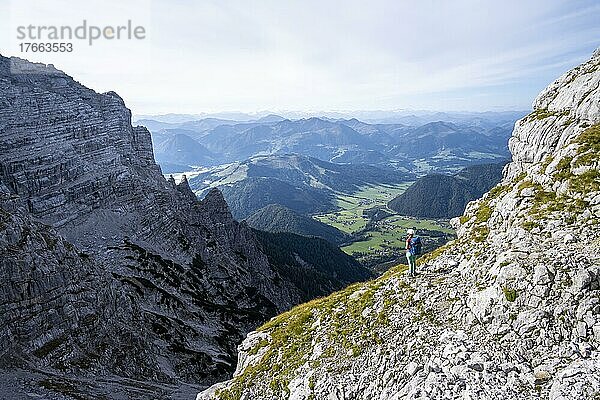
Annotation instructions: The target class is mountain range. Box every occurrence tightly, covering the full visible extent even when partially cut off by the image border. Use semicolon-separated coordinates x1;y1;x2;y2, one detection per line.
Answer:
186;154;411;219
153;132;217;171
144;113;520;174
135;110;524;128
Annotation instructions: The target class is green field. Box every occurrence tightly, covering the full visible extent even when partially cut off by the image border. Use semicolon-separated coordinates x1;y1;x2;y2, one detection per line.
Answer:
313;183;455;264
340;215;454;255
313;183;413;233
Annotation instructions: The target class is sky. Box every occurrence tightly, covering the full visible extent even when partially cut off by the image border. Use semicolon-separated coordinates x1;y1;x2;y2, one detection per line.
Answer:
0;0;599;115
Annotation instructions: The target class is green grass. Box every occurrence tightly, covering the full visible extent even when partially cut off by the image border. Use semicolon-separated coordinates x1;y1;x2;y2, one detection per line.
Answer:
553;156;573;181
313;183;453;259
384;216;454;233
216;264;414;399
457;184;509;243
528;108;570;121
474;204;492;223
315;209;368;233
487;184;510;200
464;184;509;224
466;151;505;160
522;221;540;231
341;215;453;255
568;123;600;193
570;169;600;193
460;185;511;243
503;287;518;302
575;123;600;167
517;179;536;191
341;231;401;254
522;124;600;226
416;242;453;265
472;226;490;242
540;155;554;173
313;183;413;234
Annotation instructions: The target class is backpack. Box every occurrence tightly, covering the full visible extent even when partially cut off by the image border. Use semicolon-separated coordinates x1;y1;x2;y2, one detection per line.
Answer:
409;236;422;256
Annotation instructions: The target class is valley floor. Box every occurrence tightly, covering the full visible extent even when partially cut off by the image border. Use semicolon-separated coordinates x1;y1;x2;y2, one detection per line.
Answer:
313;183;456;269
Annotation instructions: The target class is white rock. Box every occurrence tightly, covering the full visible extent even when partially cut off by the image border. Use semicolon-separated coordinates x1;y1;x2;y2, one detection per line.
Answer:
563;233;576;244
406;361;421;376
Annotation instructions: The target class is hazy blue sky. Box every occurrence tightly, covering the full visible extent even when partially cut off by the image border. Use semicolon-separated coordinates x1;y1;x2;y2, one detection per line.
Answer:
1;0;599;114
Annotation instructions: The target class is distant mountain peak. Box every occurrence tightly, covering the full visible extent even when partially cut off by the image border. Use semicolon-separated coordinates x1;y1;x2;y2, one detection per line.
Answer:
257;114;286;123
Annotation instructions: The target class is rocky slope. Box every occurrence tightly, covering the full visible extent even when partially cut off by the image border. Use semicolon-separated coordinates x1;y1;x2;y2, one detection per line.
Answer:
0;55;303;396
197;50;600;399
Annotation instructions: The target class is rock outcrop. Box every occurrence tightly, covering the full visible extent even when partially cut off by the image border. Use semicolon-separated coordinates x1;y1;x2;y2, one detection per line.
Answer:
197;51;600;399
0;55;302;395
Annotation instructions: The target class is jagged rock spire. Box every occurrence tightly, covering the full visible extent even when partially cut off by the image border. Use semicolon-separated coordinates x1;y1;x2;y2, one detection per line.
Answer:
175;174;198;202
199;188;233;219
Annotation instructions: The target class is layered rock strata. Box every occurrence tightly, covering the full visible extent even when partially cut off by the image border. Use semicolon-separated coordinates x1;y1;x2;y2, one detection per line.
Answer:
0;55;300;392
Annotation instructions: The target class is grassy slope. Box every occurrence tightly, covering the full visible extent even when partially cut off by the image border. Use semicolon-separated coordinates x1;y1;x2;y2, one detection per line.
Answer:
342;215;454;254
214;244;451;399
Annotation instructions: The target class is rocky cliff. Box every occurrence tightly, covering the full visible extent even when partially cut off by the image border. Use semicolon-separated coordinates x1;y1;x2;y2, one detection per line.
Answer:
197;50;600;399
0;55;303;396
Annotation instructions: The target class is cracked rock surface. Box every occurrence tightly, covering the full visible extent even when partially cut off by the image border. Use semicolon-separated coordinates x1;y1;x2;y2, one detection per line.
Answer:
0;54;302;397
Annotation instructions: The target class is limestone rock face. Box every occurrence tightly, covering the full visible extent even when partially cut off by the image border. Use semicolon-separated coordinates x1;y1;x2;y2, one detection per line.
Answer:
506;49;600;179
0;182;103;362
0;54;300;392
197;50;600;399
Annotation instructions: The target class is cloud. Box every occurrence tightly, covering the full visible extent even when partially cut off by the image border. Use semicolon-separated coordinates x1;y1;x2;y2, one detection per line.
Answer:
1;0;598;113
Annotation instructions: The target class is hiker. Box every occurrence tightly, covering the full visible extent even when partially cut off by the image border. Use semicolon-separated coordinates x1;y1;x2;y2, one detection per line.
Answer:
405;228;422;277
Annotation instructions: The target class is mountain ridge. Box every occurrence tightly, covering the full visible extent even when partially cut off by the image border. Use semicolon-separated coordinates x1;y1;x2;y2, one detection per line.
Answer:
197;49;600;400
0;53;299;388
141;112;517;172
0;54;366;398
245;204;350;245
252;229;372;302
189;153;411;219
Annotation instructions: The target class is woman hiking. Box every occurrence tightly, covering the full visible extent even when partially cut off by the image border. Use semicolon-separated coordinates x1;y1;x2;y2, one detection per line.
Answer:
405;228;422;277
